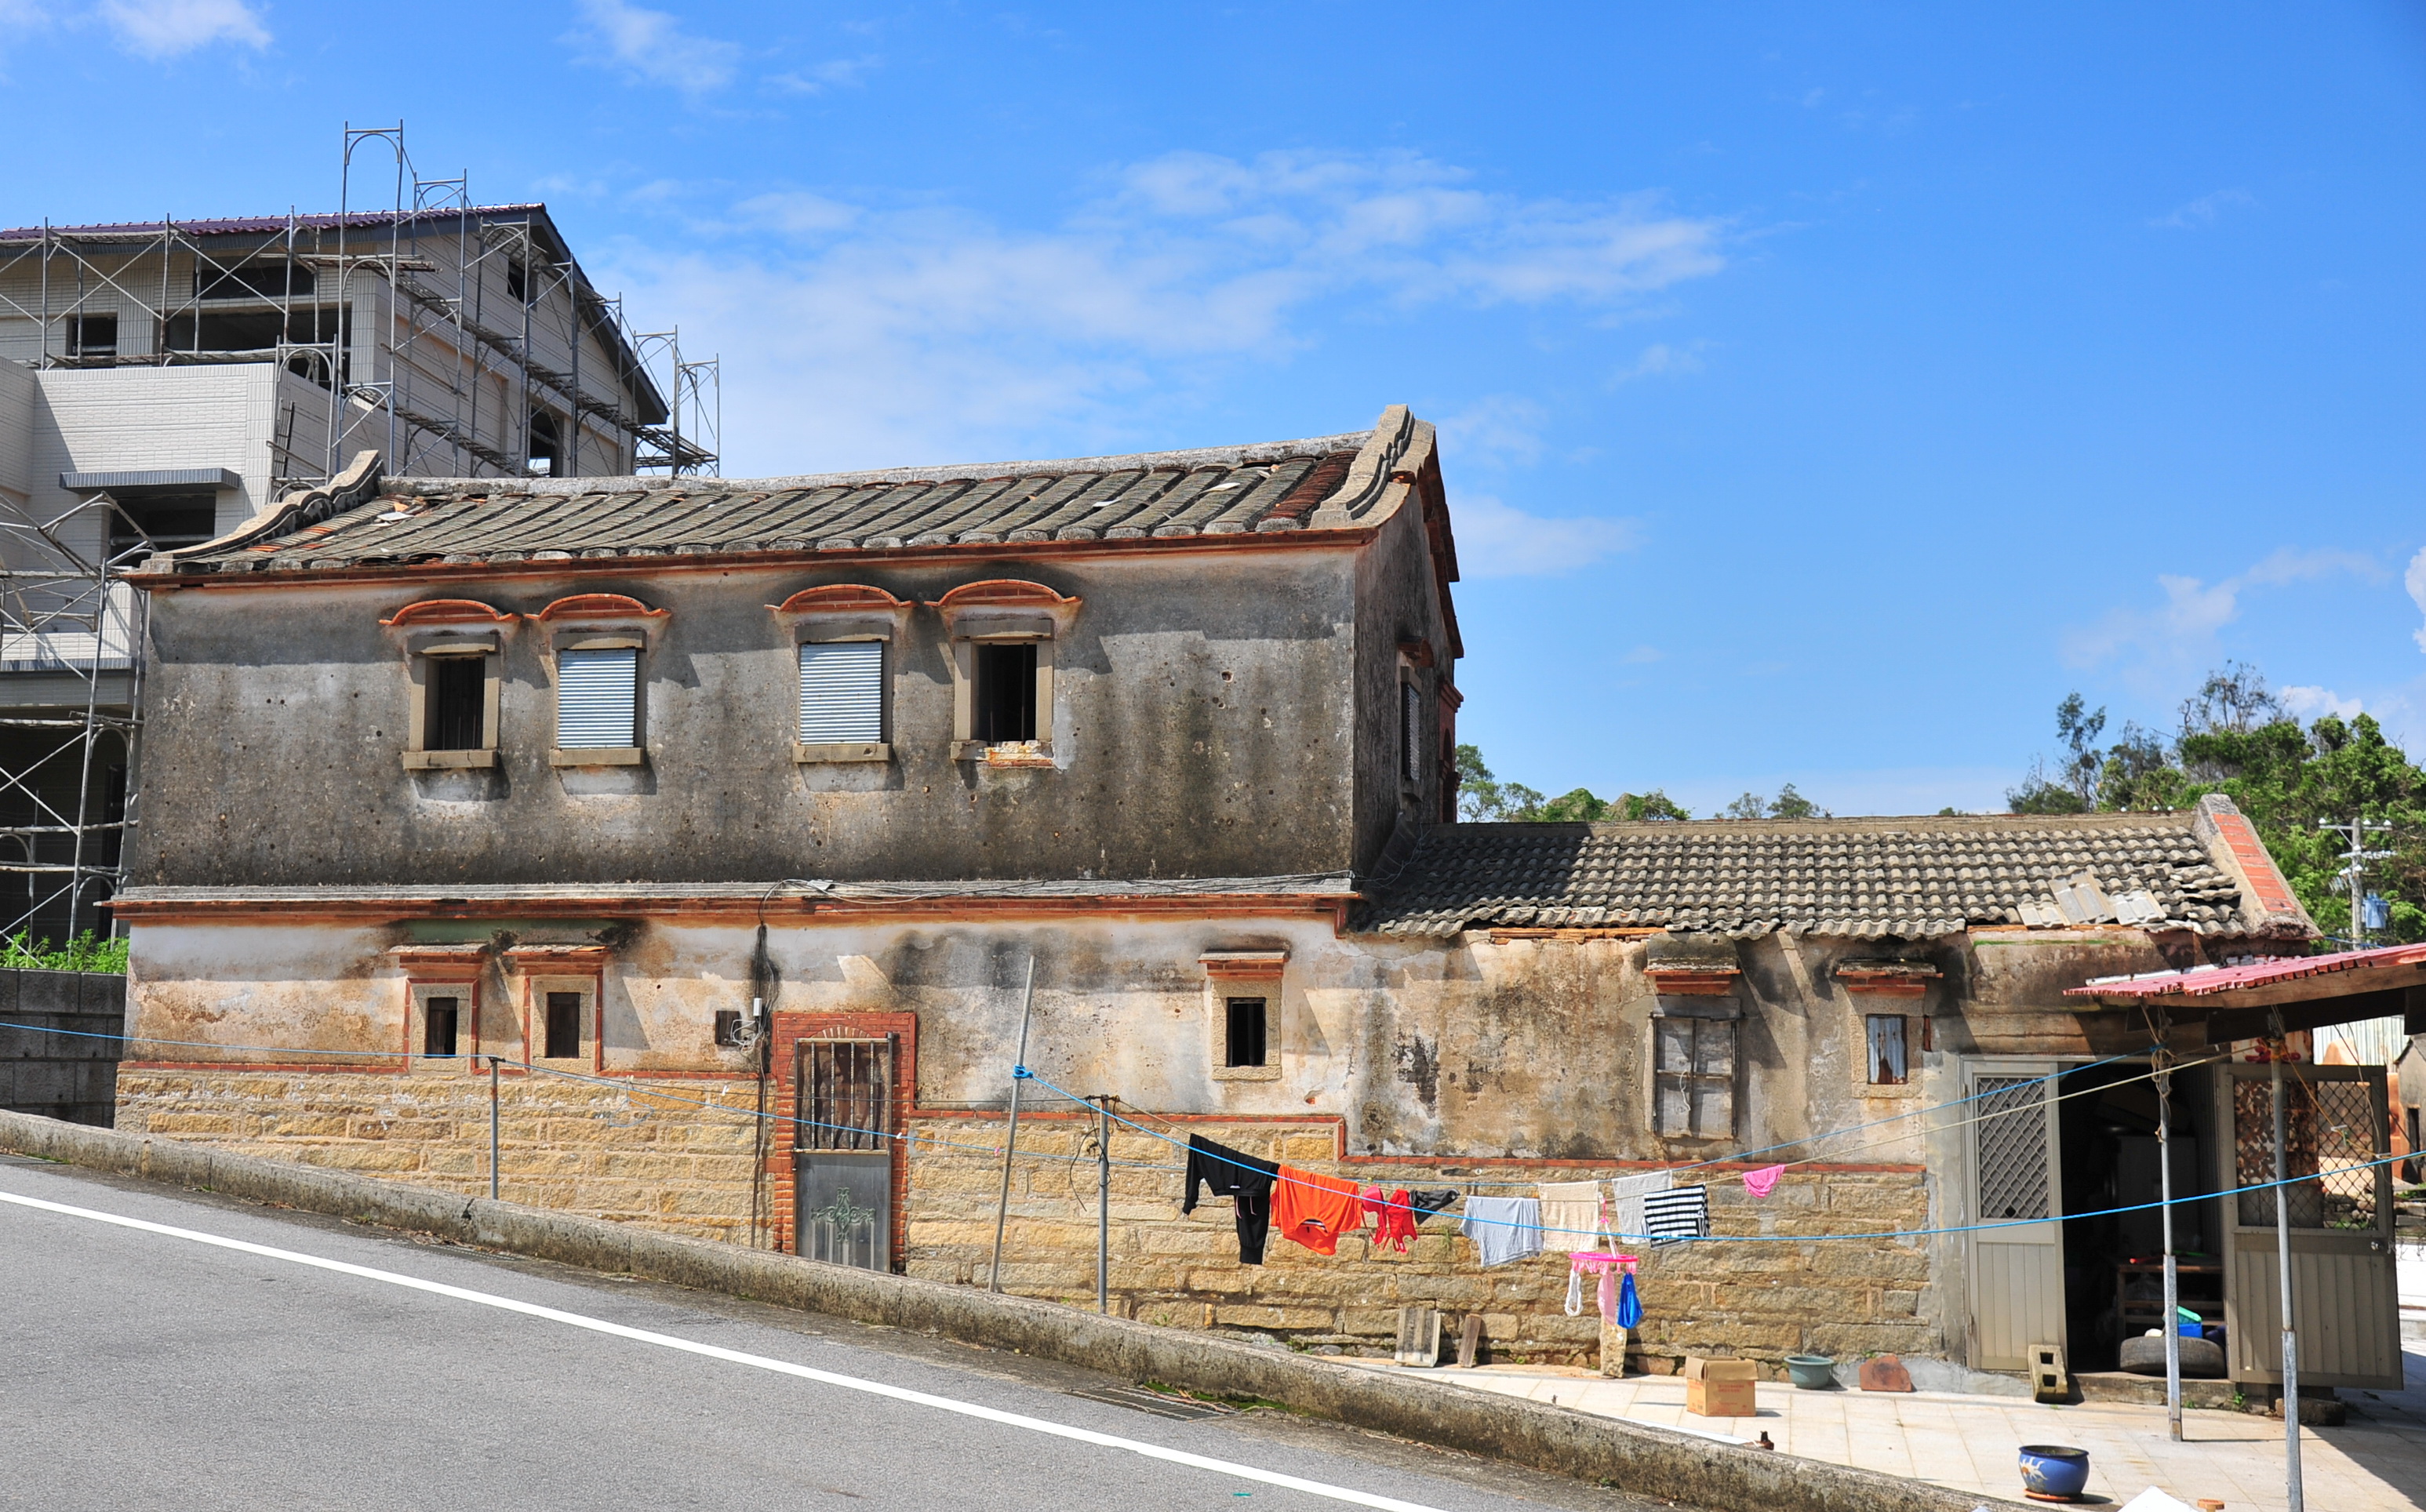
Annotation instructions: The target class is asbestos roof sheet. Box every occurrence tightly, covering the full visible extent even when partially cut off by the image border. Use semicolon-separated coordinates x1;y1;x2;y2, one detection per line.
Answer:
1360;813;2257;940
2066;940;2426;999
167;431;1374;574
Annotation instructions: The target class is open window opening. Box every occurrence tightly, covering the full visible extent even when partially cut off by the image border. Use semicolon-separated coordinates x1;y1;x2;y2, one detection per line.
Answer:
194;262;314;302
64;314;117;358
506;258;528;303
973;642;1038;744
424;996;460;1058
427;655;489;751
526;409;563;476
1224;998;1269;1069
1399;681;1424;786
544;990;584;1059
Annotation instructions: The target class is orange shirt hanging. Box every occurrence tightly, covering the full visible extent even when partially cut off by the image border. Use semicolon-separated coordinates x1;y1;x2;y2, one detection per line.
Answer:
1272;1167;1364;1255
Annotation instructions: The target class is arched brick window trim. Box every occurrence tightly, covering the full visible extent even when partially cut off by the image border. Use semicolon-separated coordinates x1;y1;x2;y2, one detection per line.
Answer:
379;598;513;627
528;593;668;623
926;579;1078;614
769;584;911;616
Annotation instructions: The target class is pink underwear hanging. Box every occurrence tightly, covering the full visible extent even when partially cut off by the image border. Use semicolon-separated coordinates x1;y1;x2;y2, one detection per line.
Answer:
1741;1164;1787;1198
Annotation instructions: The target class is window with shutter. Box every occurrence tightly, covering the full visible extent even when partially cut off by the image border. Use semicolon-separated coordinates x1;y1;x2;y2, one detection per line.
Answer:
556;646;638;748
1653;1016;1737;1139
799;641;884;743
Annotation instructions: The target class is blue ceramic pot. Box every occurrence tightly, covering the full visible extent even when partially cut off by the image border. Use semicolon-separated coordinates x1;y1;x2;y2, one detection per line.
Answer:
2017;1444;2090;1499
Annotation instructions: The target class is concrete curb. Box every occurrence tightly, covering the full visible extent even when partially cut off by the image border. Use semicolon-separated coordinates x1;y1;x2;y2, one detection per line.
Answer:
0;1110;1999;1512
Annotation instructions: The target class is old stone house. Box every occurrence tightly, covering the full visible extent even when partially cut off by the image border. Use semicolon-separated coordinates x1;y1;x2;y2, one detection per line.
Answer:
107;405;2395;1388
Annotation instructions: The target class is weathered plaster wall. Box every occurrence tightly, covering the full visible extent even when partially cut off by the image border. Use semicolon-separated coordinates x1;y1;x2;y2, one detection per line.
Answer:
1348;457;1453;869
133;545;1386;887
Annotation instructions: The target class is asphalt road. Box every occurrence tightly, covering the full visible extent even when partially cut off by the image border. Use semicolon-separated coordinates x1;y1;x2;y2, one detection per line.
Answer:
0;1155;1674;1512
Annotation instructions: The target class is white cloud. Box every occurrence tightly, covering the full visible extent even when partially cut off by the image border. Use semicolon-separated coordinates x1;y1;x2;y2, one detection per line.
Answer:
2405;546;2426;652
2065;547;2385;680
2149;187;2256;231
1611;341;1704;383
1448;495;1637;579
1436;395;1546;468
597;150;1727;471
96;0;267;57
2280;685;2363;721
768;56;876;94
570;0;739;94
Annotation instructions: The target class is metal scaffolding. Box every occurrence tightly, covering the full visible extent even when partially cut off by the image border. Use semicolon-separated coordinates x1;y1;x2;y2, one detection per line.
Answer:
0;123;722;947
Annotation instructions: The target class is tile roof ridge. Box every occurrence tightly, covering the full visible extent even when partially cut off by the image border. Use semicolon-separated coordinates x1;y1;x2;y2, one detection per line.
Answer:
387;431;1375;499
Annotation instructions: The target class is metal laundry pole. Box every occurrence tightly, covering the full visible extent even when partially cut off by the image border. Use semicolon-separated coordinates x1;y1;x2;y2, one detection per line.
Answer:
987;957;1037;1293
1093;1094;1111;1314
2269;1010;2304;1512
2154;1021;2182;1441
488;1054;501;1200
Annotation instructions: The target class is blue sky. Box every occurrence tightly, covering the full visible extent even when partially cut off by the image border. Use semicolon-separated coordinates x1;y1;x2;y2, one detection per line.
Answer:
5;2;2423;816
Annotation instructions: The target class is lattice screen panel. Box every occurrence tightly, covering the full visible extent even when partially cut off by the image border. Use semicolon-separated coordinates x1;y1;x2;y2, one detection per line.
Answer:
1975;1076;2051;1223
2233;1075;2379;1230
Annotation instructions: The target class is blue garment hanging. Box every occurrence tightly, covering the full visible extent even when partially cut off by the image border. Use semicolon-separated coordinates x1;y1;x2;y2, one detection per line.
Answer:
1615;1270;1643;1329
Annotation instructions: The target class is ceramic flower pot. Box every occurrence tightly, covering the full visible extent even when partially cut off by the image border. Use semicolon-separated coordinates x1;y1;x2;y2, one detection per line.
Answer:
2017;1444;2090;1499
1784;1354;1836;1390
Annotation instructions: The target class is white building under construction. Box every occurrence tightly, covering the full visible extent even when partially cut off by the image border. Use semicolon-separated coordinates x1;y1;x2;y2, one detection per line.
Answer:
0;196;711;946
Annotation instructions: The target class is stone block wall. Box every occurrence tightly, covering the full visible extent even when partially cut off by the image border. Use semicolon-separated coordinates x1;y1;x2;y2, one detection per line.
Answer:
113;1070;1937;1371
0;970;126;1126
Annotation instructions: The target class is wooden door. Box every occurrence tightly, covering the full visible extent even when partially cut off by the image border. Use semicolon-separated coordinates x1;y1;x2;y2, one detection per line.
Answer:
2216;1062;2401;1389
1967;1062;2066;1371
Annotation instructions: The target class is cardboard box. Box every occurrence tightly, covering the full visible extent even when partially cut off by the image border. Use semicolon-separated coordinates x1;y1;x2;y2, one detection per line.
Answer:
1684;1355;1759;1418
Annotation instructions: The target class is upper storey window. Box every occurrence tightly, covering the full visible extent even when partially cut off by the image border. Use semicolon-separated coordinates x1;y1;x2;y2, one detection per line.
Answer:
929;580;1080;764
530;595;666;769
382;600;513;772
773;585;913;764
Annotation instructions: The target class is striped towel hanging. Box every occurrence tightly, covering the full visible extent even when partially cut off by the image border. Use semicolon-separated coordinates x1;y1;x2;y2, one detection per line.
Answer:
1640;1185;1709;1245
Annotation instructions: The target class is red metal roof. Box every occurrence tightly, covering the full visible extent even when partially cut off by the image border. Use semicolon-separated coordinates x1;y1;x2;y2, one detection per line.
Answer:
2066;940;2426;998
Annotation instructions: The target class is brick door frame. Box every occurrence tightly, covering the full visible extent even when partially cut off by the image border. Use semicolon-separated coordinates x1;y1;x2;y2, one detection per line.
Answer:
769;1011;918;1264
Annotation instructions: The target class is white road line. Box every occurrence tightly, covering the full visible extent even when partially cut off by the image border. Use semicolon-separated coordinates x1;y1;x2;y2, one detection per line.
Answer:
1;1187;1449;1512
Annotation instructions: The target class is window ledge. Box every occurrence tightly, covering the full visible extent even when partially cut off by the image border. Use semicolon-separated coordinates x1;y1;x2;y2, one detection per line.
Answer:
403;748;498;770
1210;1063;1282;1082
795;741;890;764
549;747;646;767
959;740;1054;766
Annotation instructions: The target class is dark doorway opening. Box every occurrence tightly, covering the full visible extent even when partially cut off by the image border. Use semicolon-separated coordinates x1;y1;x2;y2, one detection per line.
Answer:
424;997;460;1059
2055;1059;2220;1372
544;991;584;1059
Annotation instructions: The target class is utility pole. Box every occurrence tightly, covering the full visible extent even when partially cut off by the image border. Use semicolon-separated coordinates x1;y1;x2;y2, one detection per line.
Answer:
2316;816;2393;945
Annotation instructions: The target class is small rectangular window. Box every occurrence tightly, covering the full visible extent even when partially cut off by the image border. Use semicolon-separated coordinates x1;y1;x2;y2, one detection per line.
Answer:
1867;1015;1909;1085
107;490;219;558
506;258;528;302
1224;998;1268;1069
544;991;584;1059
428;656;489;751
65;314;117;357
800;642;883;743
1653;1016;1736;1139
973;642;1038;744
424;996;460;1059
1401;682;1423;783
555;646;638;748
714;1009;746;1048
194;262;314;301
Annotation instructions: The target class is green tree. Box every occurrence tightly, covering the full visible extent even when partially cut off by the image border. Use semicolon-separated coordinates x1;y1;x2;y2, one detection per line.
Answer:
1722;783;1829;819
1453;745;1689;822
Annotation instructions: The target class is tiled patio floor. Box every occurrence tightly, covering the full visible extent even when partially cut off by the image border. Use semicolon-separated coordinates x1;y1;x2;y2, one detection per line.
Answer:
1340;1350;2426;1510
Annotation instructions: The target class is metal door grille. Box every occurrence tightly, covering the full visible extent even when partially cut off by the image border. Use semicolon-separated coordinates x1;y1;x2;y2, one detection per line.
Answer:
1976;1076;2051;1222
2231;1075;2379;1230
798;1037;893;1150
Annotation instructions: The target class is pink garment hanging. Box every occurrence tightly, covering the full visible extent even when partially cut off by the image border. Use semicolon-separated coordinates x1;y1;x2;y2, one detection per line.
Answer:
1566;1251;1639;1321
1741;1164;1787;1198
